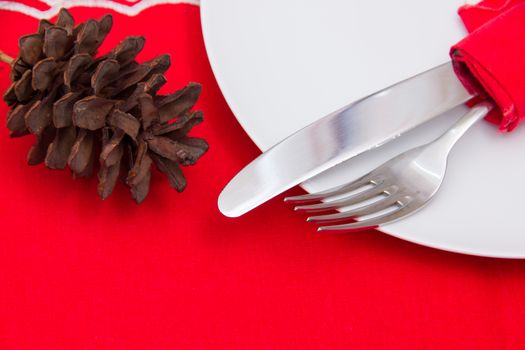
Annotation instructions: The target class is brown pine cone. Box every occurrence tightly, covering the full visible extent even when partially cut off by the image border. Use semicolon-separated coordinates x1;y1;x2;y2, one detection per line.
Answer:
3;8;208;203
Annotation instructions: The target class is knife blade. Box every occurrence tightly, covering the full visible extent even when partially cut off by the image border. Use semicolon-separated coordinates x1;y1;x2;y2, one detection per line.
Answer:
219;62;472;217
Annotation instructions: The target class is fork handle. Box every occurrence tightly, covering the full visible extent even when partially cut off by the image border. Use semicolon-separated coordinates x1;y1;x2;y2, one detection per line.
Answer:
432;101;493;152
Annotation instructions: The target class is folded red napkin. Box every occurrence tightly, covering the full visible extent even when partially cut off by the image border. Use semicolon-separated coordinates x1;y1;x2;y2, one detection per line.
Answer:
451;0;525;131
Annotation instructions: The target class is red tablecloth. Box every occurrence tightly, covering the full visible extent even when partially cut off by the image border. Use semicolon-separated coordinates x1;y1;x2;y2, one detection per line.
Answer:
1;3;525;349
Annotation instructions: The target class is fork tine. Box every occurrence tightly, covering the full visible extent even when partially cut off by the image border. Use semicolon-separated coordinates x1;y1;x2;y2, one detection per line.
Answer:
294;183;397;213
306;194;403;224
317;199;417;232
284;173;381;203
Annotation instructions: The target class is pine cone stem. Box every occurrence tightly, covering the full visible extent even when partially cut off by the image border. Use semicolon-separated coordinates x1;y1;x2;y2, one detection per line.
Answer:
0;50;14;64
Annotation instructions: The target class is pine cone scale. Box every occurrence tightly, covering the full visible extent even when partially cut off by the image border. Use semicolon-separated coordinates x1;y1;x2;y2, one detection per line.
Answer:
32;58;58;91
138;93;159;129
27;127;55;165
7;104;31;136
53;91;83;128
157;83;201;123
38;19;53;36
43;26;70;59
98;161;121;199
64;54;93;87
151;154;187;192
109;36;145;65
72;96;115;130
56;9;75;34
45;125;76;169
25;100;51;134
127;140;152;187
14;70;34;101
3;85;17;105
100;128;125;167
19;34;43;66
92;59;120;95
130;169;151;203
68;129;94;174
107;110;140;140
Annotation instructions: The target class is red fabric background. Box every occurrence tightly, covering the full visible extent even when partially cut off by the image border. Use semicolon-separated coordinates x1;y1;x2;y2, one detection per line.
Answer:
1;4;525;349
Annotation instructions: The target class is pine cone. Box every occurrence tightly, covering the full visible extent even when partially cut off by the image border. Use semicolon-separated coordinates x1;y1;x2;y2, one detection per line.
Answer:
3;8;208;203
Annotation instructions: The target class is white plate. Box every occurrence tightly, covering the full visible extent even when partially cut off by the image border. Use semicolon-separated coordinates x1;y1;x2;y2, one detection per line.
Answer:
201;0;525;258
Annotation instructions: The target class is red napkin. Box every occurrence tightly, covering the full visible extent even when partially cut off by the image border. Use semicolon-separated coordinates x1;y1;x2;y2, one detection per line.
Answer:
451;0;525;131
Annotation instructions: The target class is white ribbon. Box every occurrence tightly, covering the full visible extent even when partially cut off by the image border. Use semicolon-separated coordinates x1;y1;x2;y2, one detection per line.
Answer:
0;0;200;19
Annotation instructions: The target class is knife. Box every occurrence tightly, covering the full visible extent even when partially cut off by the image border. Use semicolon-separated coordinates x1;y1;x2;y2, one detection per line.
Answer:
219;62;472;217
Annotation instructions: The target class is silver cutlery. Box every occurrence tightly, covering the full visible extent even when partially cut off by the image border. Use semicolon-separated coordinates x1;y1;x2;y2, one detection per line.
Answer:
219;62;473;217
285;102;492;231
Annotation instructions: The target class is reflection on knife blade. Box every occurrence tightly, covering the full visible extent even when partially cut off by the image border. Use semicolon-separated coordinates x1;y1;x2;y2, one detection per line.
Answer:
218;62;472;217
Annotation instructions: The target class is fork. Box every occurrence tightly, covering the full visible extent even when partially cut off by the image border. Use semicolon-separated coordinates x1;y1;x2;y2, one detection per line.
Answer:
284;102;493;232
